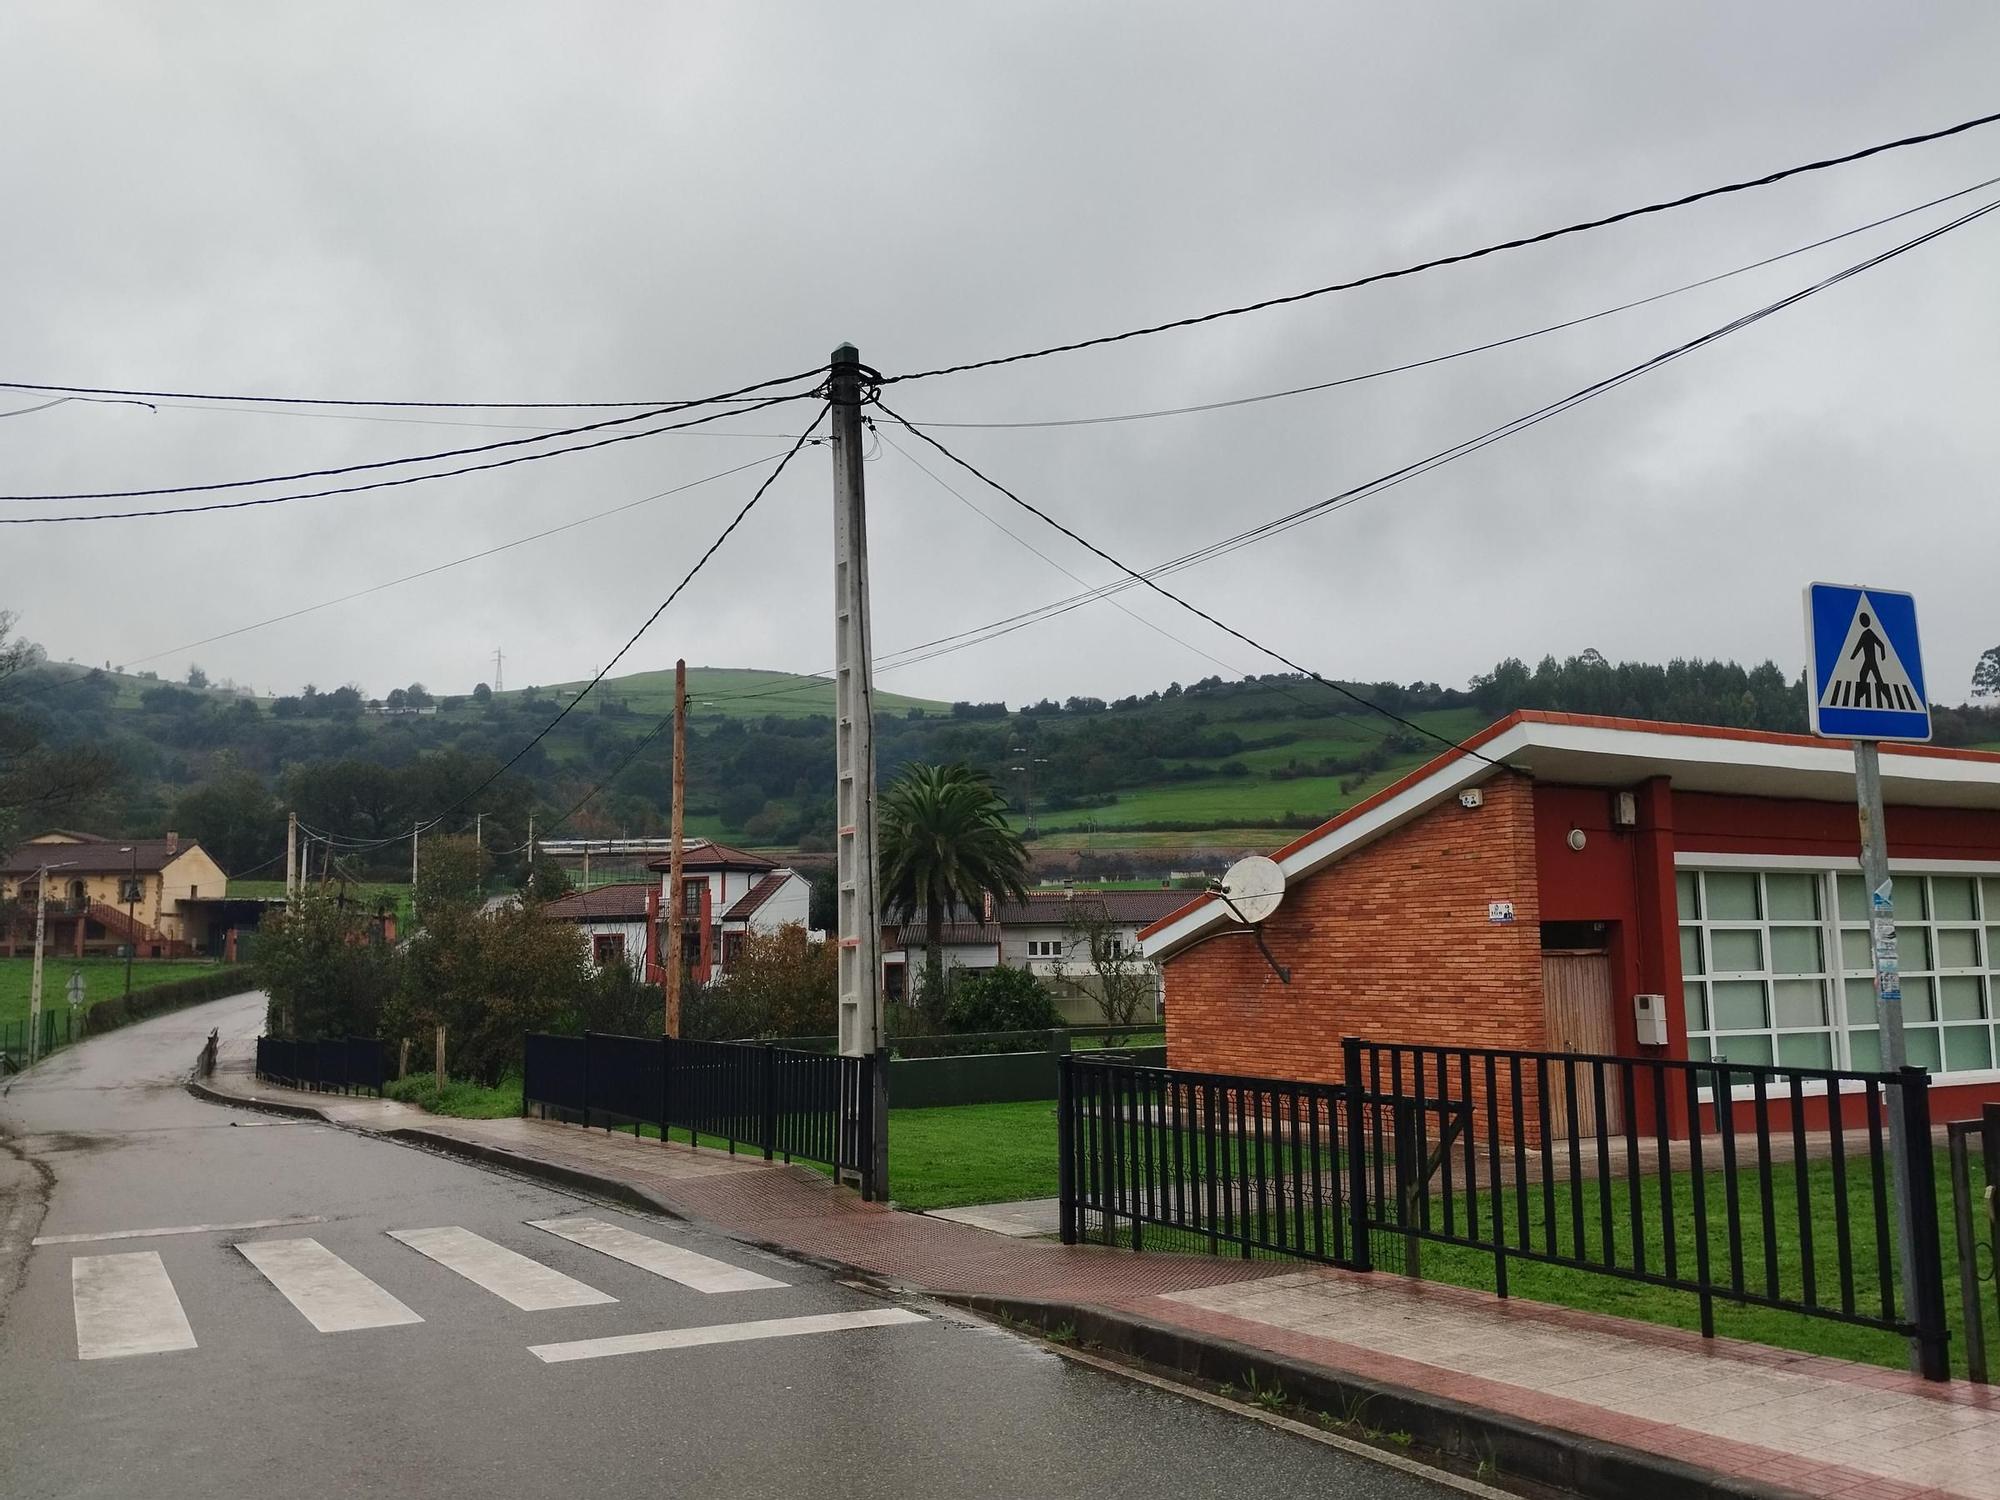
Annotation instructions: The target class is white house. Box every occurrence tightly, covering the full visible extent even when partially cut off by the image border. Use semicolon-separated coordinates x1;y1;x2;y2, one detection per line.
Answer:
541;883;653;971
643;841;813;984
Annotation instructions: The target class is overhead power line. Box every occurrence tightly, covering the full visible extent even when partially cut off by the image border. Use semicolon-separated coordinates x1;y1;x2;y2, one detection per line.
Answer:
0;388;819;525
897;173;2000;431
0;367;821;503
883;107;2000;387
0;381;781;411
298;406;828;854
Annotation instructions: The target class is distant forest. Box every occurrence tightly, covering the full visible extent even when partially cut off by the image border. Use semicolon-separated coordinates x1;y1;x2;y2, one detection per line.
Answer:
5;639;1998;882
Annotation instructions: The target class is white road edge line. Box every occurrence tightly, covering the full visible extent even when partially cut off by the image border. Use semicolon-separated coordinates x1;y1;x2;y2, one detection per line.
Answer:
1044;1340;1518;1500
529;1307;926;1364
388;1226;616;1311
36;1215;327;1247
72;1251;198;1360
527;1216;787;1293
237;1238;424;1332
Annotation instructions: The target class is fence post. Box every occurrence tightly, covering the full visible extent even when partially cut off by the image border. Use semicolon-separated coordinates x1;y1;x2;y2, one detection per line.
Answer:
399;1036;410;1081
1950;1126;1986;1384
434;1024;445;1097
871;1045;890;1202
1899;1068;1951;1380
1342;1036;1373;1272
762;1043;777;1161
1057;1052;1077;1244
658;1035;670;1144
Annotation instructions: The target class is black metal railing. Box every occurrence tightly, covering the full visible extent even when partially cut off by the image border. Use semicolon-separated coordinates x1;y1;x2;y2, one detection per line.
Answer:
1946;1102;2000;1383
1059;1037;1954;1379
255;1035;389;1095
521;1031;880;1200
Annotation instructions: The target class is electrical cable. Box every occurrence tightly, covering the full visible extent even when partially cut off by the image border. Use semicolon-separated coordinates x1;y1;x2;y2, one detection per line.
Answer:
295;405;827;854
896;172;2000;430
1;367;821;502
0;381;787;411
883;108;2000;387
0;388;818;525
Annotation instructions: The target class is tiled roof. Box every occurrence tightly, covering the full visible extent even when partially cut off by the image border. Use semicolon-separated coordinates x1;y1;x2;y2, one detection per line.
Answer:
888;921;1002;948
723;871;790;922
1;835;206;877
993;889;1194;926
541;883;653;921
644;839;777;873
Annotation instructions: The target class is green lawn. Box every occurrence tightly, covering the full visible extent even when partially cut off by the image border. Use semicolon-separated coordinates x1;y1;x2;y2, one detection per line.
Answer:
0;956;219;1027
524;667;950;723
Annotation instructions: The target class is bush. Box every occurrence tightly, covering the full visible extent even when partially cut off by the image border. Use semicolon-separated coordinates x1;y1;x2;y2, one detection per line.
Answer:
256;889;400;1040
81;968;255;1036
942;964;1062;1034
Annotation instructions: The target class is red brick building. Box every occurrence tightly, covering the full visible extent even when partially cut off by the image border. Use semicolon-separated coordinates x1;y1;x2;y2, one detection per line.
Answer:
1141;712;2000;1124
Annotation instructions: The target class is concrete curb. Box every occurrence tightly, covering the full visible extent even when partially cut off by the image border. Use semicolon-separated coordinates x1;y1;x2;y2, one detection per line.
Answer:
184;1076;331;1122
380;1127;674;1218
943;1294;1797;1500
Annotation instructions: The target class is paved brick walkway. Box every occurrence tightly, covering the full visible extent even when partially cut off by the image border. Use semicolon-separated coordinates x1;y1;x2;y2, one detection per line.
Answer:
207;1047;2000;1499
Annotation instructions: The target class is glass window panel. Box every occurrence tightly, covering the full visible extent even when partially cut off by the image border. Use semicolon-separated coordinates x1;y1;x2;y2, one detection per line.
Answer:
1772;979;1826;1029
1899;928;1931;972
1904;975;1936;1022
1777;1032;1833;1069
1765;872;1820;921
1943;1025;1992;1072
1709;930;1764;973
1840;928;1870;971
1685;1035;1711;1062
1937;928;1980;970
1905;1028;1942;1073
1679;926;1703;977
1983;877;2000;918
1770;927;1822;975
1714;1034;1773;1066
1849;1028;1881;1071
1933;877;1978;922
1905;880;1929;919
1838;872;1868;919
1675;871;1700;919
1990;928;2000;968
1939;975;1985;1021
1683;982;1708;1032
1712;980;1768;1031
1844;978;1877;1023
1706;871;1760;920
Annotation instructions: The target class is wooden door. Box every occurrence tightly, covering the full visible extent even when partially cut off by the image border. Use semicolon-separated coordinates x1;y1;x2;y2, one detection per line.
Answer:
1542;950;1622;1139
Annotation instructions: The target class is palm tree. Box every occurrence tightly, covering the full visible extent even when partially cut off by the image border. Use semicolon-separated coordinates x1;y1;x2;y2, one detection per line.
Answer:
879;762;1030;1007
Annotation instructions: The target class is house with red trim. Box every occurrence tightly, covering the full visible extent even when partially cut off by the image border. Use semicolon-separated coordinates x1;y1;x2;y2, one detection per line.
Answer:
639;841;812;985
1140;711;2000;1125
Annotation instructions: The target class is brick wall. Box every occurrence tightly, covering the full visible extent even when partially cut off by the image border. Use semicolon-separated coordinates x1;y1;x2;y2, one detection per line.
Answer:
1164;773;1545;1086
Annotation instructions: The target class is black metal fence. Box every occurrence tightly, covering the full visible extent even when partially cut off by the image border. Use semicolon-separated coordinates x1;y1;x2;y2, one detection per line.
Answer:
1059;1036;1954;1380
256;1035;389;1095
522;1031;880;1199
0;1008;78;1068
1947;1102;2000;1383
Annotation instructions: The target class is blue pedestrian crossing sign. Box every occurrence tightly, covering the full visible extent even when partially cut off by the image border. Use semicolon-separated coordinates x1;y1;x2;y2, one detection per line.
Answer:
1804;582;1930;742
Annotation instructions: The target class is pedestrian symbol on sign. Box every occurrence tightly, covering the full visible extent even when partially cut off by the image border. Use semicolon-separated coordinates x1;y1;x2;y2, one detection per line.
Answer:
1804;583;1930;742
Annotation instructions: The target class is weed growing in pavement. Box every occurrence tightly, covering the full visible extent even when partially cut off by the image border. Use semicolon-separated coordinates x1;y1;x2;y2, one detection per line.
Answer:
1045;1321;1077;1346
1242;1370;1288;1413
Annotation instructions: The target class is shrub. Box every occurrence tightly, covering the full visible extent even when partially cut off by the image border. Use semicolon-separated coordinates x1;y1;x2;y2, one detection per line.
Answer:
943;964;1062;1034
81;968;255;1036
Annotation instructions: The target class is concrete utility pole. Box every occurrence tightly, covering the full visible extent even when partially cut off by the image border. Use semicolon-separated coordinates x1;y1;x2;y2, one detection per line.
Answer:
474;812;483;851
666;658;688;1037
26;861;71;1065
410;822;420;924
829;343;888;1198
121;845;137;1003
525;814;534;894
286;811;298;899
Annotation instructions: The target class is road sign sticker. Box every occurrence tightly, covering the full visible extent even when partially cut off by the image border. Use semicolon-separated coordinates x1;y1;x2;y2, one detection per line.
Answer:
1804;584;1930;742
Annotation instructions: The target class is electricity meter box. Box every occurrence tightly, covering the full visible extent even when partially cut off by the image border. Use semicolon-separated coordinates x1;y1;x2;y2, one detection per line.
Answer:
1633;993;1669;1047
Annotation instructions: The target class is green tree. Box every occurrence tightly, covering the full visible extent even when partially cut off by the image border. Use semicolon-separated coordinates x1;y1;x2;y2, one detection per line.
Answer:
706;923;836;1038
1972;646;2000;701
879;762;1030;1009
0;610;119;847
256;887;399;1038
1055;900;1156;1034
943;964;1061;1034
171;767;283;875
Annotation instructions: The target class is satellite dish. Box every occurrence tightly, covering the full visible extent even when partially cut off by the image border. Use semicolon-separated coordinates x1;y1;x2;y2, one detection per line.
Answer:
1217;855;1286;925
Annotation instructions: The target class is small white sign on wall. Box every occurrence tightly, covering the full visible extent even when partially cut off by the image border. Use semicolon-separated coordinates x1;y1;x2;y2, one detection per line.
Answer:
1487;901;1516;925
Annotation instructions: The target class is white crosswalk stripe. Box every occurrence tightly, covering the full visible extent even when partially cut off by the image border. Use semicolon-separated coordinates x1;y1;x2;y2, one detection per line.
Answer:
237;1238;424;1333
528;1307;927;1364
527;1217;787;1293
388;1227;615;1311
71;1251;198;1360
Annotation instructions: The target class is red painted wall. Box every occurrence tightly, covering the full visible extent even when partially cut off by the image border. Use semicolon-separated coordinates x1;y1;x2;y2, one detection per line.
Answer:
1674;791;2000;860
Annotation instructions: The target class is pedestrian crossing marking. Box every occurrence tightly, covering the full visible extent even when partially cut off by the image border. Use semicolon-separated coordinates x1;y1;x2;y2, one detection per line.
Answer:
237;1238;424;1333
388;1227;616;1311
37;1215;326;1247
72;1251;198;1360
527;1306;926;1364
527;1216;788;1293
1817;592;1924;712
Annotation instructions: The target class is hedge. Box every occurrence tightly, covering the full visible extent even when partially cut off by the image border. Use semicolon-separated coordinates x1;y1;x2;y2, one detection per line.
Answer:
81;968;258;1037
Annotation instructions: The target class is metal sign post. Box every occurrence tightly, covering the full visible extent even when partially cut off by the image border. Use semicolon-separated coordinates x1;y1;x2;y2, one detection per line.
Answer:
1804;581;1933;1376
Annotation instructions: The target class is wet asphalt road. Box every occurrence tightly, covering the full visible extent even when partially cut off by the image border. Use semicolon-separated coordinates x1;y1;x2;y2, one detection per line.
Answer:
0;994;1463;1500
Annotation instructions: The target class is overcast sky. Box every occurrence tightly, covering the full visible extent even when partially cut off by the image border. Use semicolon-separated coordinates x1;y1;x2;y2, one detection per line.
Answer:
4;3;1997;710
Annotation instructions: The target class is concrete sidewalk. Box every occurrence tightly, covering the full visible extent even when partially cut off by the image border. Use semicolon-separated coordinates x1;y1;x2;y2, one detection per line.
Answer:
199;1046;2000;1500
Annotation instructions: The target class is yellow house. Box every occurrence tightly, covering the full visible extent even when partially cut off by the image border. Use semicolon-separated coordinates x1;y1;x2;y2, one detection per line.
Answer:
0;830;230;957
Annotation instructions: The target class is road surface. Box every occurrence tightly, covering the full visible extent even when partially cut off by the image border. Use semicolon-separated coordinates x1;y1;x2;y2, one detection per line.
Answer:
0;993;1464;1499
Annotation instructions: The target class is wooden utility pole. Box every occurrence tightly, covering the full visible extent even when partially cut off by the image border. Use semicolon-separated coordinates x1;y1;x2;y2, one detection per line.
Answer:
285;811;298;899
525;813;535;894
666;658;688;1037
